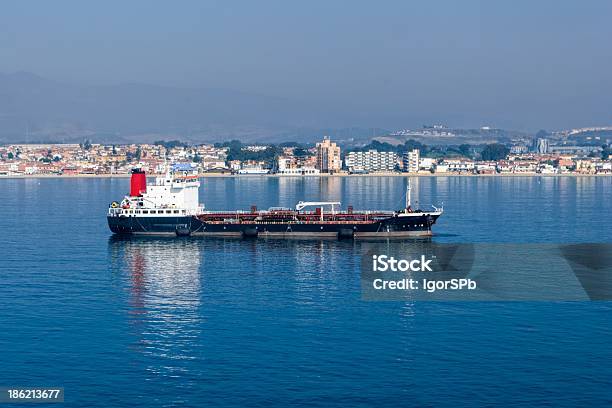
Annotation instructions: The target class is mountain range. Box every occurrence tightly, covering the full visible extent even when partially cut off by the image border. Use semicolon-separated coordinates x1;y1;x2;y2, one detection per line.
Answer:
0;72;375;144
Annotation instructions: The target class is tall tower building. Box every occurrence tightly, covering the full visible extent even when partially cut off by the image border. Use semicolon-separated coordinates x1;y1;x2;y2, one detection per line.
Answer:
536;138;549;154
402;149;420;172
316;137;341;173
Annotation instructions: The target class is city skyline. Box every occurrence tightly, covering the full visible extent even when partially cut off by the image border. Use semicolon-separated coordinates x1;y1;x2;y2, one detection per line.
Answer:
1;135;610;177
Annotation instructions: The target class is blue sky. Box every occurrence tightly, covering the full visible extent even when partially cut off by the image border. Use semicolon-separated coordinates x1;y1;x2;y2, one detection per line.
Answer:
1;0;611;130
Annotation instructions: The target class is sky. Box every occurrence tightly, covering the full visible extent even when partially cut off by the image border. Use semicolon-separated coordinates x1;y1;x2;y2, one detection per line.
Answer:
1;0;612;130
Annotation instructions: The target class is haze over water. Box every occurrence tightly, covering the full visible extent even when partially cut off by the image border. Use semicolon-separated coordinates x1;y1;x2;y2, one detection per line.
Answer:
3;1;612;132
1;176;611;407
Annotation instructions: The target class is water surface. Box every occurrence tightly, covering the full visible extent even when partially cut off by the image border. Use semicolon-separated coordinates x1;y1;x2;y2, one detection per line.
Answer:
1;176;611;407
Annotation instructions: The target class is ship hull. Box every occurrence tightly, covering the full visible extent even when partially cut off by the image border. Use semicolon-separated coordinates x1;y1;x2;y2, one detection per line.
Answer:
107;213;439;238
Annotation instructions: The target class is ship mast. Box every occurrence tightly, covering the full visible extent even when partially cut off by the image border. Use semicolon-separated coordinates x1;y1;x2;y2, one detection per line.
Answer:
405;179;411;211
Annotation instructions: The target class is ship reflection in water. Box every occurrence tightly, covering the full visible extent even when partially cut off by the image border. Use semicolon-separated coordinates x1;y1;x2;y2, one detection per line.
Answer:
108;236;203;380
107;235;439;391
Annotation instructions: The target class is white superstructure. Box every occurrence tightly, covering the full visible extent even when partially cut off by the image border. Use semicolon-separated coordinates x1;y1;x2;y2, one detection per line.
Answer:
108;168;203;218
137;173;200;210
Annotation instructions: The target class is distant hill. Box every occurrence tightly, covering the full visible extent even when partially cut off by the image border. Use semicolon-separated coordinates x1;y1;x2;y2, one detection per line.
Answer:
0;72;340;144
0;72;548;146
374;128;529;146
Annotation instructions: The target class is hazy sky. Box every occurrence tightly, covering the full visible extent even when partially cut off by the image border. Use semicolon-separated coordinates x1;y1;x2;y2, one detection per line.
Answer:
2;0;612;130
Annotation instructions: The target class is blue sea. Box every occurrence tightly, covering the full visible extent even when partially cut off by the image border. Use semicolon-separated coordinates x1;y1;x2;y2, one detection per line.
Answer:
1;176;611;407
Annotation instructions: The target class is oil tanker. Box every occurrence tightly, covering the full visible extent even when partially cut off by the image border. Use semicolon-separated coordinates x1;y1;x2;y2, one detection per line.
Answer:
107;167;443;239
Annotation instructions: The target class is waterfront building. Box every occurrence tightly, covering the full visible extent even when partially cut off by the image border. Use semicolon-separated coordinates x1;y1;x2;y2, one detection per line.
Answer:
513;161;538;173
402;149;420;172
538;164;557;174
475;162;497;174
575;160;597;174
555;157;574;173
595;161;612;174
278;155;320;175
277;167;320;175
344;150;398;173
418;157;435;172
316;137;341;173
229;160;242;172
238;166;270;174
237;160;269;174
443;159;475;173
277;156;292;171
434;163;449;173
201;158;227;171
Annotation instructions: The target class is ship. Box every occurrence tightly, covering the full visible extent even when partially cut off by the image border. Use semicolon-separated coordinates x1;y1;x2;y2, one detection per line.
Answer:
107;166;443;239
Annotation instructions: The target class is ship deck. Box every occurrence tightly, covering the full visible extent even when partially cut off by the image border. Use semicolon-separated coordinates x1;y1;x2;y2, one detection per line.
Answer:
197;210;397;224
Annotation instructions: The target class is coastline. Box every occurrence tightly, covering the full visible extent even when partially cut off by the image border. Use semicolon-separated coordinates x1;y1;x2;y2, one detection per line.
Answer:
1;172;611;179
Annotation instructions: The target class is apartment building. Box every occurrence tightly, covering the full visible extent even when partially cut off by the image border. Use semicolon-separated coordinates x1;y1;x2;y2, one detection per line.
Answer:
344;150;398;173
315;137;342;173
402;149;420;172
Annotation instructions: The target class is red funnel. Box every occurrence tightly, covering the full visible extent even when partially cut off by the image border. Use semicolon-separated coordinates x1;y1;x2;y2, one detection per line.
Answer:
130;169;147;196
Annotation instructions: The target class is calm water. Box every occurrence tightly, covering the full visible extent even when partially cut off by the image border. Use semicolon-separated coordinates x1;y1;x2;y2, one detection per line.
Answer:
1;176;611;407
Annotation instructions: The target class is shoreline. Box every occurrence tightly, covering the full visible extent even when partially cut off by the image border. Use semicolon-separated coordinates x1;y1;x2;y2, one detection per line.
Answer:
1;172;611;179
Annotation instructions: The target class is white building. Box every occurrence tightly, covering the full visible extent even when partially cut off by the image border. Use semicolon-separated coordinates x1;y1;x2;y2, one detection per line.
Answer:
443;159;475;173
238;167;270;174
277;156;320;175
475;162;497;173
513;161;538;173
344;150;398;173
535;138;550;154
238;161;270;174
434;163;449;173
277;157;292;171
418;157;435;172
243;145;269;152
538;164;557;174
510;145;529;154
402;149;420;172
277;167;320;175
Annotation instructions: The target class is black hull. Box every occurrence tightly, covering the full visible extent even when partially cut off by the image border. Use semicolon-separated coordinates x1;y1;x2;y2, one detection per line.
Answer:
108;214;440;239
